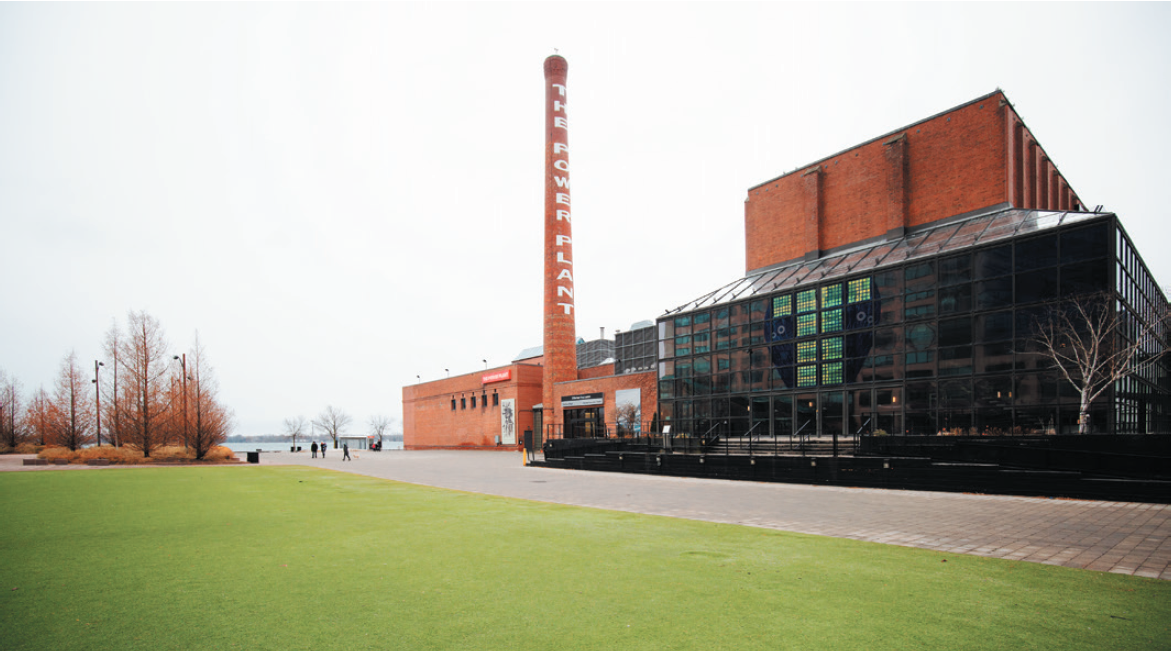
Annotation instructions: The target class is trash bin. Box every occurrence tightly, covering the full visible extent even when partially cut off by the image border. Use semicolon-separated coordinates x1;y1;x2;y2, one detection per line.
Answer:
247;451;260;464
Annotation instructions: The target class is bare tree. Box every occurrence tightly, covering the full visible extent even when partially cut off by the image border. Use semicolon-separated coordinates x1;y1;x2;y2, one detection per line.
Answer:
313;406;351;449
48;350;95;451
187;333;232;459
614;402;640;437
368;415;392;447
284;415;308;450
103;320;126;447
1033;291;1171;434
25;386;51;446
119;310;172;457
0;369;25;448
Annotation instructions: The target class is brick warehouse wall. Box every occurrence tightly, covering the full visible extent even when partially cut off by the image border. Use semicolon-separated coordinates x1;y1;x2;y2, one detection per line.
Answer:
403;364;543;449
553;370;659;435
744;91;1082;272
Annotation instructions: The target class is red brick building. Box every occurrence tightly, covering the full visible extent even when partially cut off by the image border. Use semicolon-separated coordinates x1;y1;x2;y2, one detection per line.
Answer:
402;337;658;450
745;90;1082;271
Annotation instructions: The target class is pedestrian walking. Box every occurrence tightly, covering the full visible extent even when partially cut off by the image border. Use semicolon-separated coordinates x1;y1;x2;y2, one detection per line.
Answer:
311;441;318;458
343;443;351;461
320;442;326;458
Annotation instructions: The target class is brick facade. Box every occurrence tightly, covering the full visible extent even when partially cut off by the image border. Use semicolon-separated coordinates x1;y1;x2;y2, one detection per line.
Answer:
553;369;660;435
744;92;1083;272
402;364;542;449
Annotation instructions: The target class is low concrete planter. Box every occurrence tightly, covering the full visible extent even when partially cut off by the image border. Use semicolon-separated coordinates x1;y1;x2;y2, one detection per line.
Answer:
85;459;111;466
50;459;70;465
22;458;49;466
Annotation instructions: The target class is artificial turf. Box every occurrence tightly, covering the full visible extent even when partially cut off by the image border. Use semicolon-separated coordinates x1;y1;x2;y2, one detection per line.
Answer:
0;466;1166;650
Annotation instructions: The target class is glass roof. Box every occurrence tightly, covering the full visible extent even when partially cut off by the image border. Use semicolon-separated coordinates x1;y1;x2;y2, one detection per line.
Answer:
664;209;1108;316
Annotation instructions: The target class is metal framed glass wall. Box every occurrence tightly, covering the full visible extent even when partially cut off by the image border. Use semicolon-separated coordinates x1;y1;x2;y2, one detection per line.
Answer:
658;216;1169;438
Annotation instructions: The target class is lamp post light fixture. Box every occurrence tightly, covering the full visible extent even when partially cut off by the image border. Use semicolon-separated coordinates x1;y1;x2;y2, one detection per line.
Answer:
93;361;104;446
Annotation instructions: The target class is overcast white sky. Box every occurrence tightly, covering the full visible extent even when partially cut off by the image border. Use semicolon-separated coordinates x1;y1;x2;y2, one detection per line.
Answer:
1;3;1168;437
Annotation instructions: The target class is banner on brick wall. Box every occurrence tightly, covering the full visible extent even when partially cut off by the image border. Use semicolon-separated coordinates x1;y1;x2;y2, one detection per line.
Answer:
500;399;516;445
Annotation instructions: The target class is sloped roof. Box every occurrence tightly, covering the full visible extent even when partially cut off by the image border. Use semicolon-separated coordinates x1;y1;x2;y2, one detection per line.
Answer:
664;208;1110;316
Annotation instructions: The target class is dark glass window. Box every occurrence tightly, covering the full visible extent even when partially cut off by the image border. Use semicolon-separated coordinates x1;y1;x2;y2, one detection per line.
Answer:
1016;268;1059;304
844;301;875;330
904;261;936;289
492;393;499;406
693;312;711;331
976;311;1013;342
1060;223;1110;264
939;317;973;347
976;277;1013;309
1060;259;1110;296
939;346;973;376
976;342;1014;374
874;269;903;299
975;245;1012;279
1015;235;1058;271
938;285;971;314
451;399;456;411
939;254;971;285
471;396;476;408
905;323;937;350
461;397;466;409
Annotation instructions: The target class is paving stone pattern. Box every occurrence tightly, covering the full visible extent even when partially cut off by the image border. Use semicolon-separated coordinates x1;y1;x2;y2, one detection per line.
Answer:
261;450;1169;580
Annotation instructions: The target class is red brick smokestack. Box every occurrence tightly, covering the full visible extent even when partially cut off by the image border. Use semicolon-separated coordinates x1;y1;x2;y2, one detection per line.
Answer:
542;54;577;435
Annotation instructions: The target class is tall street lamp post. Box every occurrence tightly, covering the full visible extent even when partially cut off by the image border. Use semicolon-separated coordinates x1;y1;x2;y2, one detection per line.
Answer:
173;355;188;449
93;361;104;446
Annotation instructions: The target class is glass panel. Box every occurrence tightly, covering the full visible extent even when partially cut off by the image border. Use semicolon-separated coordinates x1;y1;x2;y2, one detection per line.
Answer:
1060;259;1110;295
821;361;843;385
822;336;844;360
1060;222;1110;264
1015;235;1058;272
772;295;792;318
797;313;818;337
939;254;972;286
693;332;710;353
821;284;844;308
975;244;1012;279
977;310;1013;342
693;312;711;331
904;288;936;320
844;301;876;330
938;284;971;315
772;395;793;437
821;308;843;332
976;277;1013;310
938;346;973;376
796;290;818;314
821;392;844;438
976;342;1014;373
848;277;873;303
904;261;936;289
797;341;817;363
939;318;972;347
1016;268;1059;304
797;365;818;387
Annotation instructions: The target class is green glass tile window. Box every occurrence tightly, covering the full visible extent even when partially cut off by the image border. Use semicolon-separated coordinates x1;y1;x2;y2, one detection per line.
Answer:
797;313;818;337
822;336;843;360
821;284;843;308
848;278;872;303
822;309;843;333
797;341;817;363
821;361;843;385
797;289;817;314
772;295;792;318
797;365;817;387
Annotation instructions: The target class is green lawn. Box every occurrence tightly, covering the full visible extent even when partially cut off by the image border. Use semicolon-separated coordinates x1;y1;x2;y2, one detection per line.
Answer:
0;467;1167;650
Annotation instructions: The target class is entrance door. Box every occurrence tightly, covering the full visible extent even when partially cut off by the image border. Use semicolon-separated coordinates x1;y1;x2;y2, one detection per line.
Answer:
565;407;604;439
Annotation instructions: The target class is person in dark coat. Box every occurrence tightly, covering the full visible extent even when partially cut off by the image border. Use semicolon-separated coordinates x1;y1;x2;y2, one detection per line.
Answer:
343;443;351;461
311;441;318;458
320;442;326;458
